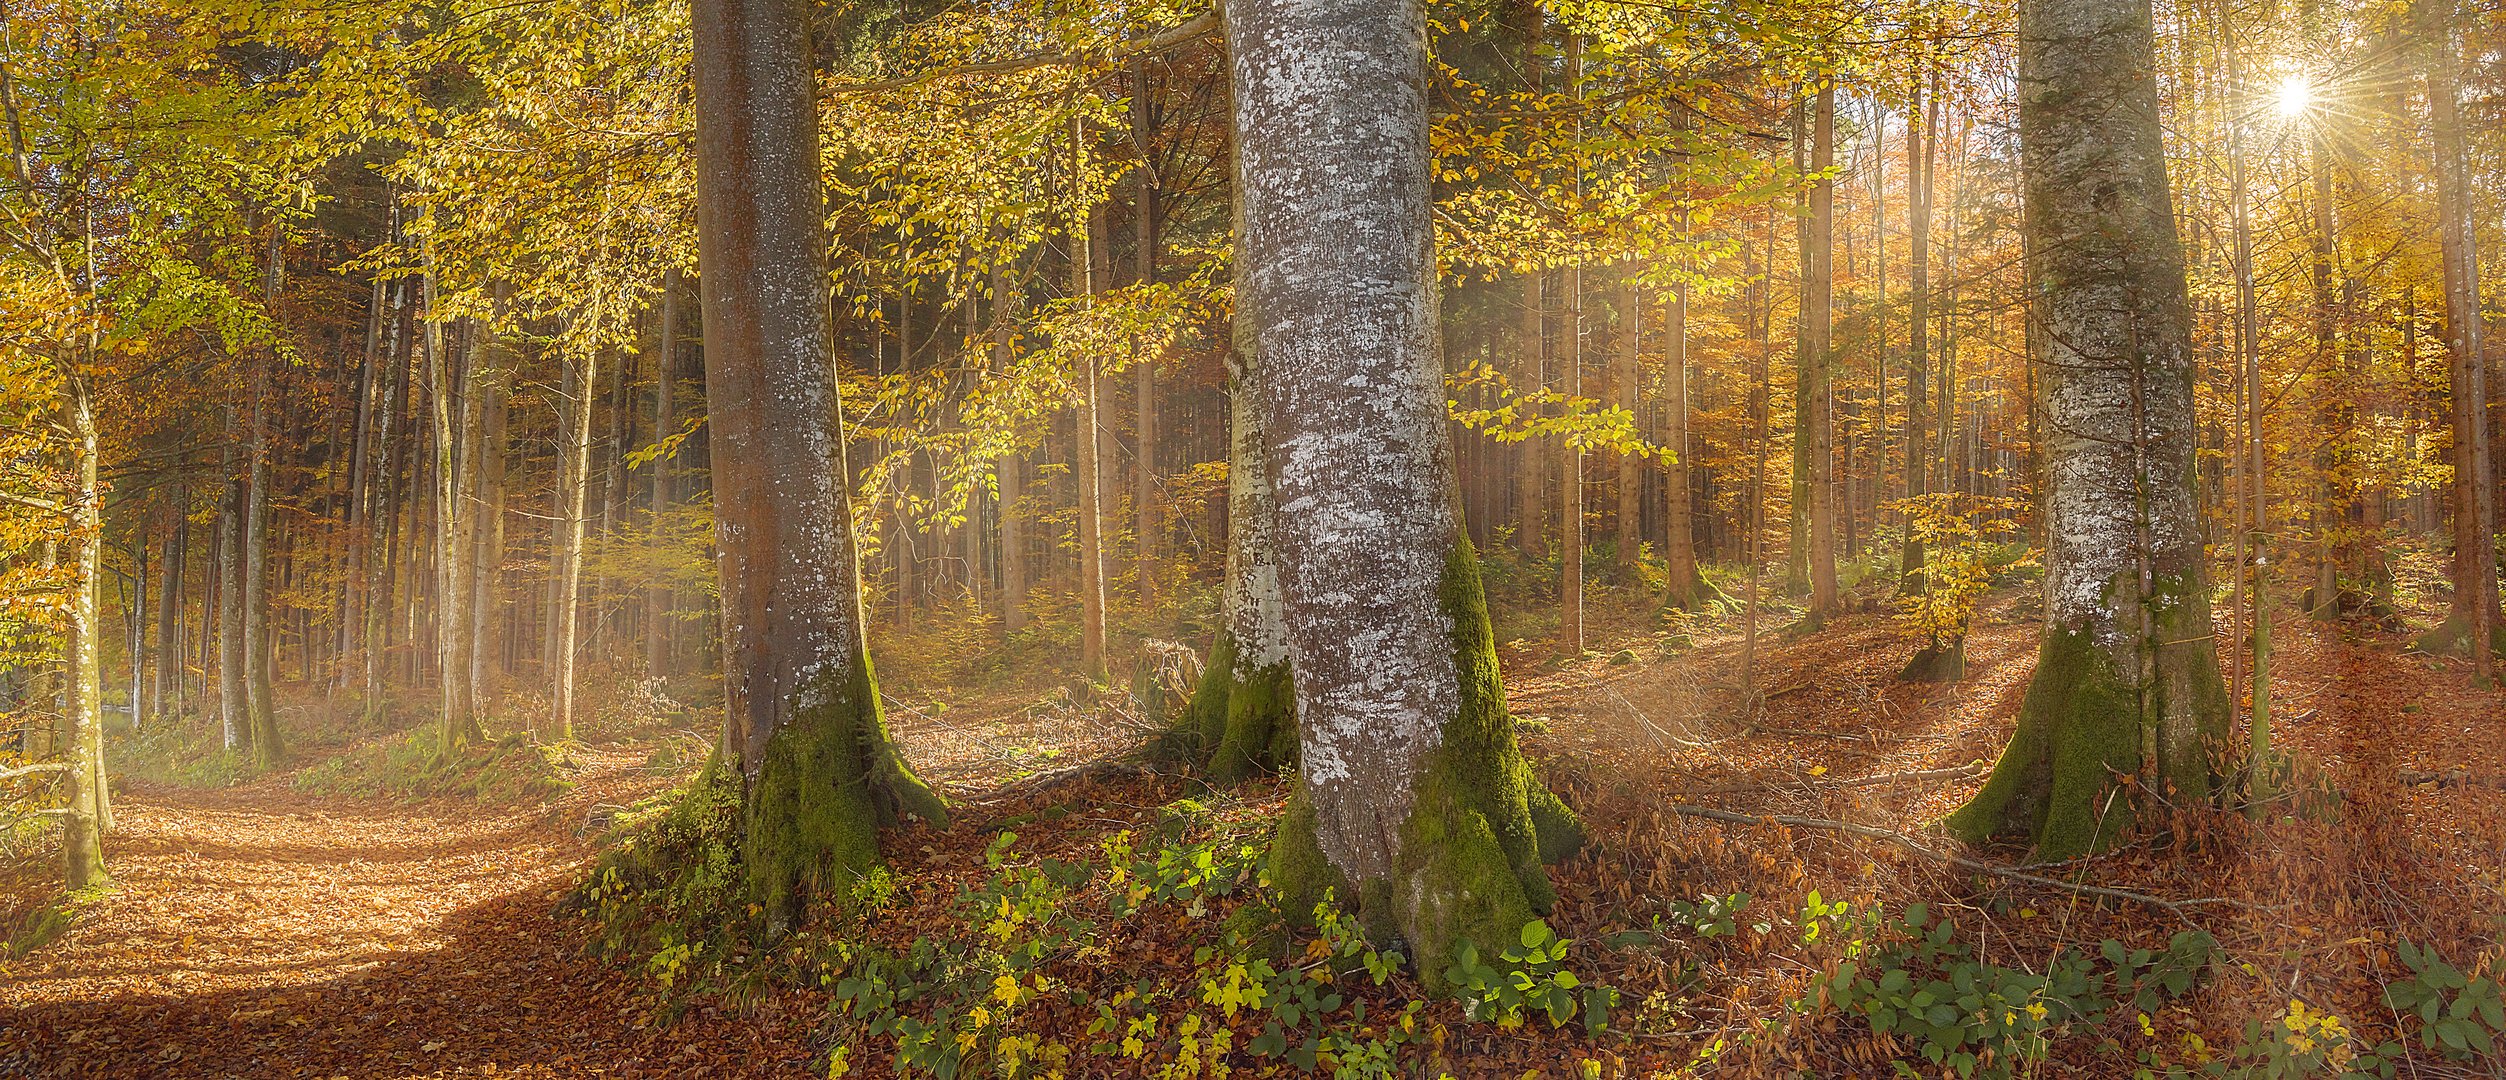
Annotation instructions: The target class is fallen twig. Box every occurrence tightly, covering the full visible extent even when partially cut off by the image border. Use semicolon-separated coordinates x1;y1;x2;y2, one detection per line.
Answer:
1660;803;2240;914
1668;762;1986;796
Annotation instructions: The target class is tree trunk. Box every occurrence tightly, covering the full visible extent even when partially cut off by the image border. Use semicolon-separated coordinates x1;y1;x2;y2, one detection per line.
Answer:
648;269;677;676
1133;59;1161;612
424;262;483;753
1613;273;1642;572
155;488;185;722
551;339;597;739
691;0;944;924
365;279;409;720
1072;117;1110;682
993;262;1029;635
1805;80;1840;619
470;342;509;721
1946;0;2229;859
1180;142;1296;782
1658;273;1713;611
1557;34;1585;657
61;365;108;888
1516;270;1547;560
2420;0;2502;667
1900;79;1935;590
1227;0;1580;979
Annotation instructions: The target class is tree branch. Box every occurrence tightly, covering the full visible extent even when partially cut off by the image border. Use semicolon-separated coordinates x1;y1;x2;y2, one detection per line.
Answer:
0;762;69;782
1661;803;2241;914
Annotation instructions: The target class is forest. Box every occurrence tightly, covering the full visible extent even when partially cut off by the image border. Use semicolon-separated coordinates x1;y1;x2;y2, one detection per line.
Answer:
1;0;2503;1075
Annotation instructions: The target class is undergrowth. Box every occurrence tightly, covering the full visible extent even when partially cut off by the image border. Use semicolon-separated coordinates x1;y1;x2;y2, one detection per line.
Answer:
292;729;577;804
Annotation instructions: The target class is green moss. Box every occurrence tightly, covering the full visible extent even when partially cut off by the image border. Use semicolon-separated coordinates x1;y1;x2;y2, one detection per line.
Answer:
1946;571;2226;860
1265;790;1344;919
1389;538;1583;986
2411;611;2506;659
740;651;944;928
1169;632;1297;782
1208;659;1294;782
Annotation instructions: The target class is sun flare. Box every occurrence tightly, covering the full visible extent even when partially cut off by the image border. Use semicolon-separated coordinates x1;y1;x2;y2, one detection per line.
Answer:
2274;73;2315;119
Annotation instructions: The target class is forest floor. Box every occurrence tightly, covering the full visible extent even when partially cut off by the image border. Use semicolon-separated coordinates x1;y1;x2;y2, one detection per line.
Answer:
2;577;2502;1079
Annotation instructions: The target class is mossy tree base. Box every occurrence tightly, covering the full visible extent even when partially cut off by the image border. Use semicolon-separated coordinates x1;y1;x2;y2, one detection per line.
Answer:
2411;611;2506;659
1656;571;1734;616
1170;633;1297;783
1896;637;1965;683
1945;618;2225;861
741;652;944;929
1266;539;1582;990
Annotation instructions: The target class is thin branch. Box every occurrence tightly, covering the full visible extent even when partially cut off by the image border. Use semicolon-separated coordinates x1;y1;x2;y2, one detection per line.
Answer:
1660;803;2242;914
0;761;69;782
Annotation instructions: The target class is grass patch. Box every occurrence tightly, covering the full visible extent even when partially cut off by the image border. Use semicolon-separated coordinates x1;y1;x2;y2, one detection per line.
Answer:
292;729;578;805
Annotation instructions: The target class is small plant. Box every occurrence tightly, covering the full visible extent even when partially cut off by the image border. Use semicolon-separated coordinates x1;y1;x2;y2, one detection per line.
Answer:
1890;493;2031;681
2383;939;2506;1059
1443;919;1616;1035
1806;902;2216;1080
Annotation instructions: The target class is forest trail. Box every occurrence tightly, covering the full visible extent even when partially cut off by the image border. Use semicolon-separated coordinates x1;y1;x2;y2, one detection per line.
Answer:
0;746;820;1079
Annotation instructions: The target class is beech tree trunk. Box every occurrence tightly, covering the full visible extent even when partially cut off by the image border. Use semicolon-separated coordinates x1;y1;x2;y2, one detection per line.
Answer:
2422;0;2501;668
648;271;676;676
1658;276;1712;610
1179;155;1295;782
992;261;1029;635
61;364;108;887
551;341;597;739
1946;0;2228;859
1901;80;1936;590
1071;121;1110;683
1804;80;1840;619
1613;273;1642;572
691;0;944;924
1227;0;1580;979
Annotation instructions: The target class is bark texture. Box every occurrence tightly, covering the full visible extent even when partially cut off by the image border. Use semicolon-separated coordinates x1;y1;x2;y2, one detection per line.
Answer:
1945;0;2228;859
691;0;944;925
1226;0;1579;978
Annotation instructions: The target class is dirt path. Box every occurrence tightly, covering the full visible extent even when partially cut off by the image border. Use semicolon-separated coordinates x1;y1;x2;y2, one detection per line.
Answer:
0;747;819;1080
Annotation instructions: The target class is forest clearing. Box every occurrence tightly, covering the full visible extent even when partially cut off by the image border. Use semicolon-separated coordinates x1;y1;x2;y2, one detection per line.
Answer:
3;0;2505;1076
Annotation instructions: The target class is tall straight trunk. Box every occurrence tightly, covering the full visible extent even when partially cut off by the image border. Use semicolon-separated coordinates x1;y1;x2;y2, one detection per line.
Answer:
1788;97;1812;594
599;329;632;654
1228;0;1580;981
551;341;598;739
2422;0;2501;668
60;364;108;886
155;489;184;722
1901;79;1936;589
365;280;410;718
217;402;244;751
1557;34;1585;655
1180;157;1296;782
242;346;280;765
1516;270;1548;559
2222;19;2271;759
130;531;146;731
1947;0;2228;859
1804;80;1839;618
1659;274;1710;610
1133;59;1162;611
470;347;509;719
992;260;1029;635
648;270;677;675
424;261;483;752
690;0;944;925
1072;117;1109;682
1613;272;1642;570
340;272;385;690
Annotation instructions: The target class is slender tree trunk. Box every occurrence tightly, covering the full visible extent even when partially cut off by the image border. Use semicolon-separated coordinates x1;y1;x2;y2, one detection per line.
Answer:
1228;0;1580;980
424;260;483;753
1133;60;1162;612
1517;270;1548;560
690;0;944;925
470;344;509;722
1805;80;1840;618
993;260;1029;635
365;280;409;719
2422;0;2501;669
1557;34;1586;656
156;489;185;722
1659;272;1711;610
217;400;245;751
1072;117;1110;682
61;364;108;887
1947;0;2228;859
1613;272;1642;572
648;270;677;676
1901;78;1935;589
242;328;281;765
552;340;598;739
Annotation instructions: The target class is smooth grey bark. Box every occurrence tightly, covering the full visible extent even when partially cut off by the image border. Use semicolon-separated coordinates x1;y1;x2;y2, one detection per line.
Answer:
61;366;107;886
422;261;482;753
1228;0;1577;979
1947;0;2228;859
690;0;943;922
216;401;244;752
1901;80;1936;589
469;340;509;722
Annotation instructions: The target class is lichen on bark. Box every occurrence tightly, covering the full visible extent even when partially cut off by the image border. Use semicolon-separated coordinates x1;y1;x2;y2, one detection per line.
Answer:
739;652;943;925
